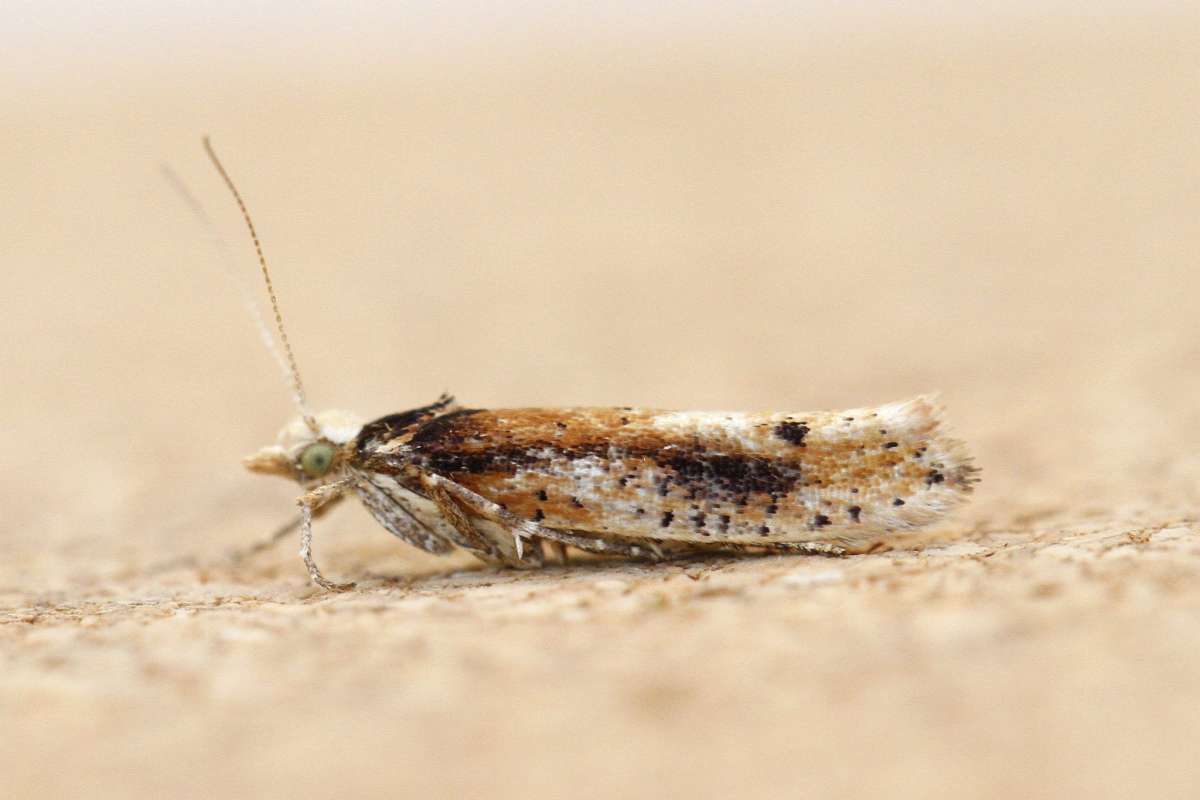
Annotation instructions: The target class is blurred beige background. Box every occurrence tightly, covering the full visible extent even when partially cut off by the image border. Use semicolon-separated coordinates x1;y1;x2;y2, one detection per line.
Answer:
2;3;1198;798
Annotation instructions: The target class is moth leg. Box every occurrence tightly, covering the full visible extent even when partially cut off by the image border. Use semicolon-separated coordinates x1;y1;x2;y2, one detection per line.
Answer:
423;478;505;560
536;529;670;561
228;494;346;564
355;477;455;555
297;478;357;591
557;532;760;562
243;514;303;558
670;540;848;558
423;475;562;564
749;541;848;557
426;475;663;563
421;476;543;567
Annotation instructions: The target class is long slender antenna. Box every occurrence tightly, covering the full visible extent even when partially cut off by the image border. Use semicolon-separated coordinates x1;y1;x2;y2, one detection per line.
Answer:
203;136;318;432
159;164;295;392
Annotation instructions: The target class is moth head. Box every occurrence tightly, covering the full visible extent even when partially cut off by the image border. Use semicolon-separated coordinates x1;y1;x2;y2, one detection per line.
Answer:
244;409;364;483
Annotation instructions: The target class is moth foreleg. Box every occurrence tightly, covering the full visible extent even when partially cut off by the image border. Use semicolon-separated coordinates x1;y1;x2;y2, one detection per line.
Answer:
297;478;357;591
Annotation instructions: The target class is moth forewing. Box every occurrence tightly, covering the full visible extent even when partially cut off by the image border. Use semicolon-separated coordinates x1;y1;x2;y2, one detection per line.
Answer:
356;394;976;554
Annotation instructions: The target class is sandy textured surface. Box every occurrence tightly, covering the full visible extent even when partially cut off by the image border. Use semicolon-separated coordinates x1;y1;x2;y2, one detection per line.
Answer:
3;6;1199;798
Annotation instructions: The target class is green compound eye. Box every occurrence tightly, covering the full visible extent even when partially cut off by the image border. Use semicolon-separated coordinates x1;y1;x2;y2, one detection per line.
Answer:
299;442;336;478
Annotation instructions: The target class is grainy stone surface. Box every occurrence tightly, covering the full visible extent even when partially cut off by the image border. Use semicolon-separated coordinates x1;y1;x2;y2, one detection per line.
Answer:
3;8;1199;799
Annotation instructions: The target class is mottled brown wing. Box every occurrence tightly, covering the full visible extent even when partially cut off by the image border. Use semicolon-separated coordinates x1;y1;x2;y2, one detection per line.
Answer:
403;396;976;547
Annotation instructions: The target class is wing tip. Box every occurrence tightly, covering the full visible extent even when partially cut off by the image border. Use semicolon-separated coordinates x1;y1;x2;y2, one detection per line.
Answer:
877;393;980;498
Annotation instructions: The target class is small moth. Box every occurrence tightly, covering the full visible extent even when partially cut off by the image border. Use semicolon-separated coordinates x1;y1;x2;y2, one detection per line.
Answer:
203;138;979;590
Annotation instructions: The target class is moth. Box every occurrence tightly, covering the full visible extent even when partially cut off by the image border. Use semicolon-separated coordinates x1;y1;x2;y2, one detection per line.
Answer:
203;138;979;590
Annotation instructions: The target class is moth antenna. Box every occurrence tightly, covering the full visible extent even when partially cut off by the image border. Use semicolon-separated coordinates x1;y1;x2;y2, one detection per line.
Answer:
159;164;295;394
202;136;319;432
